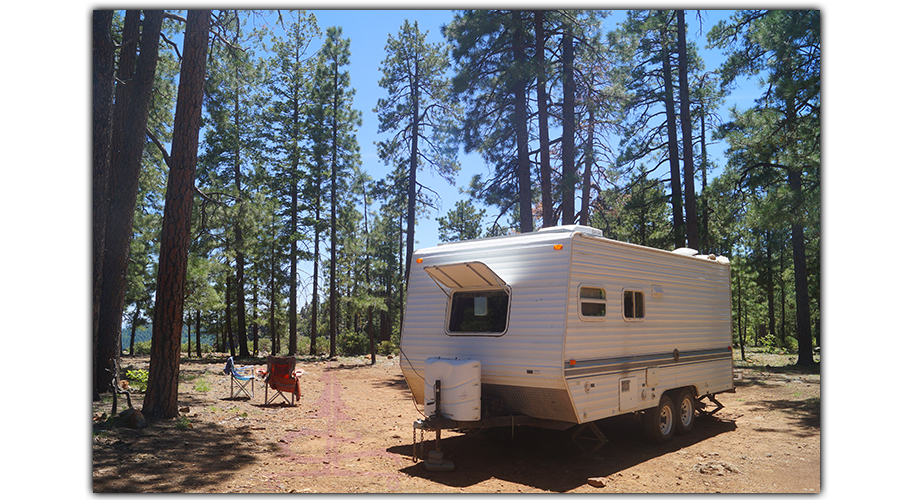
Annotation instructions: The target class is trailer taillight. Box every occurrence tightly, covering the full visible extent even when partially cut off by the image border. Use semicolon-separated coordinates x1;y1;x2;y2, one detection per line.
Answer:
554;244;564;251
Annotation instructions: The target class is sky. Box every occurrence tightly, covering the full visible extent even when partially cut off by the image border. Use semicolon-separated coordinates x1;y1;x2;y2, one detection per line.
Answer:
275;8;757;251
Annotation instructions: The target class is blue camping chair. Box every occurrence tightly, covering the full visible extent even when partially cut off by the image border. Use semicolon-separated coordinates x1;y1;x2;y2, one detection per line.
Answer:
224;356;255;399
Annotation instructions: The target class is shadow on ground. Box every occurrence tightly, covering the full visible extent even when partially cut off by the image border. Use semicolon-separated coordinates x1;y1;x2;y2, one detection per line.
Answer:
93;411;262;492
388;413;737;492
746;396;820;436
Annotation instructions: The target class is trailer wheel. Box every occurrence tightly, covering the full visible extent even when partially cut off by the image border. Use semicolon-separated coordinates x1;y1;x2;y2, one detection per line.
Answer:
674;389;696;435
644;395;676;443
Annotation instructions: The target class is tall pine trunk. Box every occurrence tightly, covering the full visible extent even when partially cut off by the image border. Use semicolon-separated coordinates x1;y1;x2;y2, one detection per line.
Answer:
143;9;210;419
512;11;533;233
405;57;420;283
95;10;162;396
534;11;553;228
195;310;202;358
329;55;339;359
232;15;249;358
92;11;115;399
580;106;596;225
677;10;700;250
288;110;299;355
560;29;576;225
310;197;321;356
790;167;814;366
660;13;685;248
225;268;235;357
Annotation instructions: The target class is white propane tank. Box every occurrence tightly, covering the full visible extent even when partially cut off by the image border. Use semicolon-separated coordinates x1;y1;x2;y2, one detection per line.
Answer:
424;357;481;421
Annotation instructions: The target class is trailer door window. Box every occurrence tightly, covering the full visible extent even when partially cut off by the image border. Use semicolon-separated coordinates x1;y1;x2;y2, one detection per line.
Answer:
579;286;607;319
623;290;645;320
448;289;509;334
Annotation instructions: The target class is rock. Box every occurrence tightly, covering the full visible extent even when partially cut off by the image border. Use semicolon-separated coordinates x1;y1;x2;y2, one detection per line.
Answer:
588;477;608;488
694;461;740;476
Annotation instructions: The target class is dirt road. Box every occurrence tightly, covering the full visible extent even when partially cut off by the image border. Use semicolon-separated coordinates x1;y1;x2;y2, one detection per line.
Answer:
93;351;819;493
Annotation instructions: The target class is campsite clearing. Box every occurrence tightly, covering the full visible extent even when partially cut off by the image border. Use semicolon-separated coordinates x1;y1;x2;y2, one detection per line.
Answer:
92;349;819;493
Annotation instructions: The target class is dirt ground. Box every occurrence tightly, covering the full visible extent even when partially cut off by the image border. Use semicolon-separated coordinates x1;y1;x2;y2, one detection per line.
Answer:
92;348;820;493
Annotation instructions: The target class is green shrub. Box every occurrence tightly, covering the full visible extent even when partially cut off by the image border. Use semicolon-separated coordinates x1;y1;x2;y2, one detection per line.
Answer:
181;342;216;354
377;340;398;356
294;335;330;356
131;341;153;356
783;336;799;353
125;369;149;392
337;330;370;356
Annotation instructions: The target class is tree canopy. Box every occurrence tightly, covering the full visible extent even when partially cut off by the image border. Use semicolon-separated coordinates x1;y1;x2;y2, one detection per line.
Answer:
92;9;821;408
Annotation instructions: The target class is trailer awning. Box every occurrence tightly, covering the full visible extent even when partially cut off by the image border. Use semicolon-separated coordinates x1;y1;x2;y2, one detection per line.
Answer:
424;261;507;290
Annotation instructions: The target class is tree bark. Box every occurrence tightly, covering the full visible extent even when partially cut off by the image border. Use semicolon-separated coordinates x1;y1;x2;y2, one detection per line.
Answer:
789;167;814;365
580;106;596;225
329;52;339;359
765;231;776;341
406;52;420;283
195;309;202;358
92;9;115;400
534;11;553;228
232;15;250;358
310;195;321;356
660;13;685;248
288;107;299;356
560;29;576;225
95;10;162;396
143;9;210;419
512;11;533;233
677;11;700;250
226;272;235;357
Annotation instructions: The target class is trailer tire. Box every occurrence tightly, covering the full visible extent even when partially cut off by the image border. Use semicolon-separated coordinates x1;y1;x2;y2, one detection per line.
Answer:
644;395;676;443
674;389;696;435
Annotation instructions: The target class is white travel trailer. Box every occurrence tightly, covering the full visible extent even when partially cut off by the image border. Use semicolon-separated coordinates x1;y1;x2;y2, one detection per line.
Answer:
400;225;734;460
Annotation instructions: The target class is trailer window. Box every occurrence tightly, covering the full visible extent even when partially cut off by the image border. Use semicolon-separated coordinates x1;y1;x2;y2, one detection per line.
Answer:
623;290;645;320
579;286;607;319
448;289;509;333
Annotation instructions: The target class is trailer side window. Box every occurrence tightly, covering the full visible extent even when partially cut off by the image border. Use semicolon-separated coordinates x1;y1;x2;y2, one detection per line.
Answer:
623;290;645;320
579;286;607;319
448;289;510;334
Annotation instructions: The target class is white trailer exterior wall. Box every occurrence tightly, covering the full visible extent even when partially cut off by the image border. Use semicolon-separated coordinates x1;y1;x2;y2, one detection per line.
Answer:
400;225;733;428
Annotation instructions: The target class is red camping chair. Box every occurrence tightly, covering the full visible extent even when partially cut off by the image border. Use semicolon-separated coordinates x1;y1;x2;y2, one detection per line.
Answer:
264;356;303;406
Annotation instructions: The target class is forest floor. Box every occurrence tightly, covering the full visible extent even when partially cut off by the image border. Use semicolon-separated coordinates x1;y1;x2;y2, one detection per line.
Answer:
92;347;820;493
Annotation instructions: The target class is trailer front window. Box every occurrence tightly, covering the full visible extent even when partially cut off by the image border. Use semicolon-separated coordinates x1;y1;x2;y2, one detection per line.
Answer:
579;286;607;319
448;289;509;333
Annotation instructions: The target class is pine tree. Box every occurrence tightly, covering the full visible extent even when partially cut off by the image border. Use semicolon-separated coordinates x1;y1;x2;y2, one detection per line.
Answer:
310;26;362;358
375;19;460;282
143;9;210;419
264;11;320;355
444;10;535;232
94;10;163;396
709;10;820;366
437;200;485;242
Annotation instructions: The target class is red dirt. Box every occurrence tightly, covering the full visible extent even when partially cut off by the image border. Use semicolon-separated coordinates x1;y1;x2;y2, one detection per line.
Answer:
93;350;819;493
